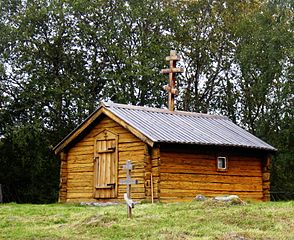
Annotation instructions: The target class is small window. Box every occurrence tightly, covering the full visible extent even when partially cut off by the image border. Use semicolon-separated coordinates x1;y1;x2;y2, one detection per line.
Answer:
217;156;227;171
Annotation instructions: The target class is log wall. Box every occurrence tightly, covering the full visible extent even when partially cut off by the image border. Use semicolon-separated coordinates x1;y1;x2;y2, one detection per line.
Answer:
58;116;271;203
151;147;160;200
59;116;147;203
159;150;265;202
58;152;68;202
262;154;271;201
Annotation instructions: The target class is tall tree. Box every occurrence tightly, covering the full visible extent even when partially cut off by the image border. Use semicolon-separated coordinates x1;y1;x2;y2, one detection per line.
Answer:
0;0;293;202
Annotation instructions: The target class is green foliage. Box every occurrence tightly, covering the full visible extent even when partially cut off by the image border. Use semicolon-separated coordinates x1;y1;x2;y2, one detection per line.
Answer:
0;0;293;202
0;123;59;203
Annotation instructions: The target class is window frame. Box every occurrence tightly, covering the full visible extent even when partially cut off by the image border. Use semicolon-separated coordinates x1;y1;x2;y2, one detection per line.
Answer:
217;156;228;171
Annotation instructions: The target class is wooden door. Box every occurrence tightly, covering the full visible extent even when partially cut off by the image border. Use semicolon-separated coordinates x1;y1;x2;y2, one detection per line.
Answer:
94;130;118;198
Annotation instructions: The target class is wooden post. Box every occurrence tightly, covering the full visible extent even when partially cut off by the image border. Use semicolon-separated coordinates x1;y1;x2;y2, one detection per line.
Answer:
120;160;138;218
161;50;184;111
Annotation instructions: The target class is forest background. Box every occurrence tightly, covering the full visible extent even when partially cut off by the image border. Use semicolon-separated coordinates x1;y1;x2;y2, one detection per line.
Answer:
0;0;293;203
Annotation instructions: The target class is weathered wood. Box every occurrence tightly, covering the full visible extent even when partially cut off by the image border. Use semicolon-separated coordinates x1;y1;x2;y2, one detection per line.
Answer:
63;114;150;203
120;160;138;218
124;193;135;208
118;186;145;193
93;130;118;199
160;173;262;184
54;104;155;155
119;143;145;152
67;154;93;164
151;147;160;200
161;68;184;74
160;181;263;191
161;50;183;111
160;165;262;177
262;154;271;201
160;190;263;198
66;192;94;198
103;110;154;147
58;151;68;203
160;150;265;202
58;108;270;204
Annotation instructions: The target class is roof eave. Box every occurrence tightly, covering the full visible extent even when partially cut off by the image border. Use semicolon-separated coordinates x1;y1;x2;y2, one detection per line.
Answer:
156;140;277;152
53;103;155;155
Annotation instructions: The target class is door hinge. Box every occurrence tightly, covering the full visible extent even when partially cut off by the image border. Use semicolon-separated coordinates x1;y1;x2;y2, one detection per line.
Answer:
106;183;116;188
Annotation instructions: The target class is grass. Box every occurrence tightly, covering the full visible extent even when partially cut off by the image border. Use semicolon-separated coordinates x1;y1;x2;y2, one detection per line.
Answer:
0;200;294;239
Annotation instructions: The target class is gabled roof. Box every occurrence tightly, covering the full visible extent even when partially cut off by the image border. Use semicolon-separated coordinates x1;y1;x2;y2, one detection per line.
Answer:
53;102;277;154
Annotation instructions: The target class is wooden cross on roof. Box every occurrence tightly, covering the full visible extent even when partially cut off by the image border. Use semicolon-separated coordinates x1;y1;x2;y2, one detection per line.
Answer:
161;50;184;111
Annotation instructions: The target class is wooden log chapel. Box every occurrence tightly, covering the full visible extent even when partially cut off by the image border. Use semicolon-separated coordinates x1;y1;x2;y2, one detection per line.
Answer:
54;51;276;203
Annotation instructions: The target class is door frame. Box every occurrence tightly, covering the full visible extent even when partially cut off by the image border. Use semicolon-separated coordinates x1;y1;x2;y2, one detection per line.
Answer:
93;129;118;198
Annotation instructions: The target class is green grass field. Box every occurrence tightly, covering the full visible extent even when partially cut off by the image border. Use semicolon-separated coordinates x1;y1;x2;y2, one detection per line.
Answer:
0;201;293;239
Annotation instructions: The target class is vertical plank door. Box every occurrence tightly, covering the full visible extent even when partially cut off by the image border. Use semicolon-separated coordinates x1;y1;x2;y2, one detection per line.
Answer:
94;130;118;198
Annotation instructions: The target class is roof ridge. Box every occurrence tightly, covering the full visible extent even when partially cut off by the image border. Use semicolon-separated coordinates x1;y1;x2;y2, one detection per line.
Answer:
102;101;228;120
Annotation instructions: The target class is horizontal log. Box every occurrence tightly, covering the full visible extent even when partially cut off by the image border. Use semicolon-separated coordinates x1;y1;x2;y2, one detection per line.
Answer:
118;167;145;173
118;133;140;143
118;158;145;165
160;173;262;184
67;187;93;192
118;162;145;168
160;189;263;198
159;196;264;203
161;152;262;165
74;141;94;148
152;159;160;167
93;122;121;130
66;192;93;198
118;183;144;188
160;187;263;195
119;150;145;157
160;181;263;191
160;165;262;177
68;145;94;154
67;172;93;179
67;162;93;167
263;173;270;181
118;193;145;199
161;153;215;162
67;181;93;188
152;148;160;158
161;159;261;170
67;166;93;172
118;175;144;180
67;154;93;163
118;188;145;193
118;142;145;151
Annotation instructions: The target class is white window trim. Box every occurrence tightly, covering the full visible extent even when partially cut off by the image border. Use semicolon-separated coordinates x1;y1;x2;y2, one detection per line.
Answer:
217;156;227;171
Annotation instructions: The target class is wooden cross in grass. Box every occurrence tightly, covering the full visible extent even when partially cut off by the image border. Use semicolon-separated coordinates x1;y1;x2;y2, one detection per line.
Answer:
161;50;184;111
119;160;138;218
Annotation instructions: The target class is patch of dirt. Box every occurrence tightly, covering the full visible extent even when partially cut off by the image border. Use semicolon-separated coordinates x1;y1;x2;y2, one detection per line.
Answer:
217;232;251;240
200;198;246;208
159;229;192;240
79;214;118;227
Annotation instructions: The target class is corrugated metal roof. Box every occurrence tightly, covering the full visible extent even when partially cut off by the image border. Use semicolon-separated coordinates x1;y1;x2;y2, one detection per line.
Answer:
103;102;276;151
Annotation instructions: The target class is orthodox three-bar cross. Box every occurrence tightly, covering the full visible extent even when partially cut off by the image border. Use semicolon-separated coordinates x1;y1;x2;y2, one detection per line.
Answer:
161;50;184;111
119;160;138;218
